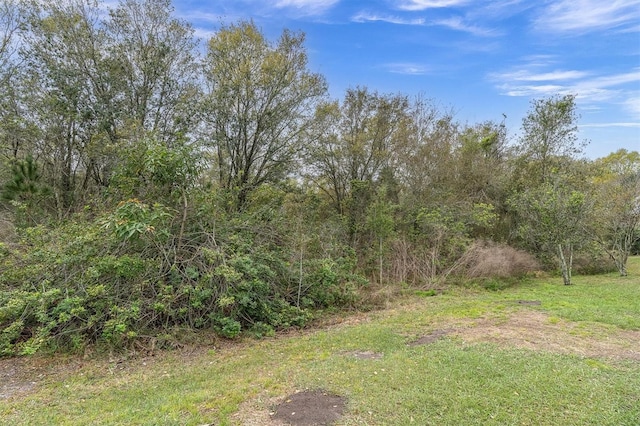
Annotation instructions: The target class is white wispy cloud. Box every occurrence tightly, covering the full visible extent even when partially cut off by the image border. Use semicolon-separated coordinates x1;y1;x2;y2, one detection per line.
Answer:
491;63;640;124
517;55;559;68
192;27;217;41
382;63;431;75
352;11;499;36
352;12;425;25
496;69;591;82
535;0;640;33
584;71;640;89
274;0;340;15
433;16;501;36
471;0;532;19
177;11;225;25
177;0;339;21
492;59;640;94
499;84;568;97
622;96;640;119
394;0;470;11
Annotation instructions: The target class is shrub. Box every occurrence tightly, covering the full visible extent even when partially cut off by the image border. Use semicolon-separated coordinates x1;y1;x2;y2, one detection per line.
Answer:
0;195;366;355
573;253;617;275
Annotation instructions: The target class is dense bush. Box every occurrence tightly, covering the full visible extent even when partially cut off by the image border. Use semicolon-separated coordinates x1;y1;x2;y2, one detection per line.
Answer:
0;196;365;356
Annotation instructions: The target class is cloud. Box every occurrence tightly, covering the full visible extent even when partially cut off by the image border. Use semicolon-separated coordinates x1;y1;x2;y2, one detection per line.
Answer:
177;0;339;21
382;63;431;75
535;0;640;33
177;10;225;25
433;16;501;36
496;69;591;82
585;71;640;88
351;12;425;25
491;63;640;123
192;27;217;41
394;0;469;11
498;84;568;97
352;11;498;36
274;0;340;15
622;96;640;119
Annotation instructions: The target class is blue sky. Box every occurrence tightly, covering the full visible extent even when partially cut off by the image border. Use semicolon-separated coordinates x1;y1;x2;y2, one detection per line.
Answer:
173;0;639;159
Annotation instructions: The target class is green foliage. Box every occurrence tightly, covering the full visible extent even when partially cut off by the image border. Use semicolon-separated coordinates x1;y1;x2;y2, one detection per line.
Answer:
302;257;364;309
203;20;326;210
0;188;368;354
214;317;241;339
1;156;45;200
100;198;171;242
589;150;640;276
109;138;201;204
1;156;53;226
517;94;585;185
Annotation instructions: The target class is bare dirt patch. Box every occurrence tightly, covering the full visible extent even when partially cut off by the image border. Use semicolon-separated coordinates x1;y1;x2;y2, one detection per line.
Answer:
230;393;287;426
348;350;383;360
453;310;640;361
408;329;453;346
271;390;346;426
513;300;541;306
0;355;82;400
0;358;37;399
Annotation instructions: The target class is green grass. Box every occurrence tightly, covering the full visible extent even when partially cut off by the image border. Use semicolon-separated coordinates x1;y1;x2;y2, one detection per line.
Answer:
2;258;640;425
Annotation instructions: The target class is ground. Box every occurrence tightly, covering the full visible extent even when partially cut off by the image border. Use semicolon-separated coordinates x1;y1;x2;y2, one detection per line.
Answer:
1;305;639;425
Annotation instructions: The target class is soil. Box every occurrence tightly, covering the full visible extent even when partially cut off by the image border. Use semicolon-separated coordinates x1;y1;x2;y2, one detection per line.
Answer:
453;310;640;361
407;329;452;346
347;350;383;359
0;355;80;400
405;310;640;360
271;390;345;426
514;300;542;305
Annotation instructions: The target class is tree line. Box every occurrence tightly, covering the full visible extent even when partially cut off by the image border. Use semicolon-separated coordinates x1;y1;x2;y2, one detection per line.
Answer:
1;0;639;355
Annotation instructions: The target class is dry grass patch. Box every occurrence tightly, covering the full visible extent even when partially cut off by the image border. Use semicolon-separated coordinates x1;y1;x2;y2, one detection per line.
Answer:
461;240;541;279
453;310;640;361
230;393;288;426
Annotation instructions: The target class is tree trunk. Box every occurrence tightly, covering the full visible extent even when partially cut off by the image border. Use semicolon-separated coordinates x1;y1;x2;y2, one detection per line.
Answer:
379;236;383;285
557;243;573;285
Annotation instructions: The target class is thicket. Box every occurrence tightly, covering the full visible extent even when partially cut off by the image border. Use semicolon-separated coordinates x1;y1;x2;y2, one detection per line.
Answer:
1;0;638;356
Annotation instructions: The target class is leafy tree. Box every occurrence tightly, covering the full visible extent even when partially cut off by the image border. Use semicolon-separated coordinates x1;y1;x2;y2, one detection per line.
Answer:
7;0;200;218
1;156;52;226
20;0;108;215
515;94;586;185
509;179;590;285
455;120;508;204
105;0;199;144
590;150;640;276
508;95;592;284
396;97;458;209
0;0;29;192
0;0;22;87
365;187;396;284
203;21;326;211
308;87;409;246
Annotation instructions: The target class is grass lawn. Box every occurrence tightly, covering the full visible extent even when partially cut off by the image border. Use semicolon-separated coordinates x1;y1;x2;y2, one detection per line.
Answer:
1;259;639;425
